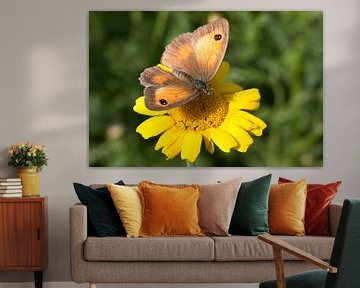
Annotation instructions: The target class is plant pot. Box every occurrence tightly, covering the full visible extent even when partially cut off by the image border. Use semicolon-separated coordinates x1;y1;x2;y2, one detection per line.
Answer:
16;167;40;197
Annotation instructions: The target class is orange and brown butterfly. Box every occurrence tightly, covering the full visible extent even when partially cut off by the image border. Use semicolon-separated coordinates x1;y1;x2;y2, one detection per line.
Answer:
139;18;229;111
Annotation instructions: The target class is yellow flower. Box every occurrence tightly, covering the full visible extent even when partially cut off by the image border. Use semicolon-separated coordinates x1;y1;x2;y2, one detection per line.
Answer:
134;62;267;163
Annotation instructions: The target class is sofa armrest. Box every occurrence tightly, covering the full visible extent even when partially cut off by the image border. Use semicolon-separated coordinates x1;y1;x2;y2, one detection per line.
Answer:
329;203;342;237
69;203;88;283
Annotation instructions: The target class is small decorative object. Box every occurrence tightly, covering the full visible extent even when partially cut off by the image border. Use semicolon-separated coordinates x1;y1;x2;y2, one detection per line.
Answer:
0;177;22;197
8;143;48;197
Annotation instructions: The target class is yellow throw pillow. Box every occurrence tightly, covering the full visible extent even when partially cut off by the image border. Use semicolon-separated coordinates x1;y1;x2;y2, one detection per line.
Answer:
138;181;204;237
269;179;307;236
107;183;142;238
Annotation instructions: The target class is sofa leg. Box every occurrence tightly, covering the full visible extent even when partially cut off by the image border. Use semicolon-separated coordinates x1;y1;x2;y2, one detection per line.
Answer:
89;283;96;288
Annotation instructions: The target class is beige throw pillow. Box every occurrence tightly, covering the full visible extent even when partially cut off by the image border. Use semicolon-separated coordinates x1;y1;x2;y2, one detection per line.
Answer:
198;178;242;236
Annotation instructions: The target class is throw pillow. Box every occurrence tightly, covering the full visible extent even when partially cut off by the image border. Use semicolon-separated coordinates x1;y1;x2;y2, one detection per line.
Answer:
229;174;272;236
73;181;126;237
138;181;203;237
199;178;242;236
269;179;307;236
107;183;142;238
279;177;341;236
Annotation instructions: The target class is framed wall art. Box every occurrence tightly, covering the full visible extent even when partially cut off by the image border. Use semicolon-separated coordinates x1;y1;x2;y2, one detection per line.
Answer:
89;11;323;167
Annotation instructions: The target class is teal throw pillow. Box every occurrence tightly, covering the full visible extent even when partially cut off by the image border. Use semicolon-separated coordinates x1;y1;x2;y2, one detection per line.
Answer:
229;174;272;236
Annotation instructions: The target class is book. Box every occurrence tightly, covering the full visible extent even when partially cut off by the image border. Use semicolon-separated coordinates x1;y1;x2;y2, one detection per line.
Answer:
0;186;22;190
0;182;22;186
0;193;22;197
0;189;22;193
0;178;21;182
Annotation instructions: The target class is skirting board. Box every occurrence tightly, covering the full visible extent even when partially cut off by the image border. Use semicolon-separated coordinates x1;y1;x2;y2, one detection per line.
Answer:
0;283;259;288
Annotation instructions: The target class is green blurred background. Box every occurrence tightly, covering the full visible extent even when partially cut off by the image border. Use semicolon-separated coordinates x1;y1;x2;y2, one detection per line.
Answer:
89;11;323;167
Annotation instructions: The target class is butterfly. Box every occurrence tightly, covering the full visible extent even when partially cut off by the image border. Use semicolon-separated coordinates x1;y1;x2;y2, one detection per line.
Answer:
139;18;229;111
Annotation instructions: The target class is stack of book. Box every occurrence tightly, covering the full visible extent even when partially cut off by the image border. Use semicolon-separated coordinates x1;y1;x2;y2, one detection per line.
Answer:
0;178;22;197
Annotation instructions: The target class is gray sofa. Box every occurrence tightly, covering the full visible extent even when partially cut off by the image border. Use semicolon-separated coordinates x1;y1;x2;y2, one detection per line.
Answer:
70;202;342;288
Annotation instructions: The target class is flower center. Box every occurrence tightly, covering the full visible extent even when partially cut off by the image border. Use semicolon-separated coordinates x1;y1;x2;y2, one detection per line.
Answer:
169;91;229;131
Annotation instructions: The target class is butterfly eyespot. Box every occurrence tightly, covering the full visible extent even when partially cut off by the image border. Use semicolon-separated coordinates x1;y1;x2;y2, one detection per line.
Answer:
214;34;222;41
159;99;168;106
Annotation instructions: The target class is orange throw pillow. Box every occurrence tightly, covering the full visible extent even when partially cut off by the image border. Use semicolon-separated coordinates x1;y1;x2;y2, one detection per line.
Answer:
138;181;204;237
278;177;341;236
269;179;307;236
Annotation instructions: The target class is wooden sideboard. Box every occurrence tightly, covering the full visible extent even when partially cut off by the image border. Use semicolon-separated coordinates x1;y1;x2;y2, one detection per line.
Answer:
0;196;48;288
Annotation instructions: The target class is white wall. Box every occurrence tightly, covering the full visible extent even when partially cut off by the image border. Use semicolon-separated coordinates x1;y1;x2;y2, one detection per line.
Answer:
0;0;359;283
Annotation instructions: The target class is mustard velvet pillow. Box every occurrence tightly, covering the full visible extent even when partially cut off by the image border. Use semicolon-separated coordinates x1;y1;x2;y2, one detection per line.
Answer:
138;181;204;237
269;179;307;236
107;183;142;238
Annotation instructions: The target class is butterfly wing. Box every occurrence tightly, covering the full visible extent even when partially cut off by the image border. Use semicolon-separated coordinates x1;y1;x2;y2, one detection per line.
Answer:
144;85;199;111
160;18;229;83
139;66;199;110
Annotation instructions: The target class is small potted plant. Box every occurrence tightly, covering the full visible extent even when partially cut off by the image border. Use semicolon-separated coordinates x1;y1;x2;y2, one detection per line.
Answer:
8;142;48;197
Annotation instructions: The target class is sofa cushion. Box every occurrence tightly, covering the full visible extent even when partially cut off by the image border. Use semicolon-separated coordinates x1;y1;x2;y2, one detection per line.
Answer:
212;236;334;261
84;236;214;261
107;184;142;238
199;178;242;236
269;179;307;236
139;181;203;237
229;174;271;236
73;181;126;237
278;177;341;236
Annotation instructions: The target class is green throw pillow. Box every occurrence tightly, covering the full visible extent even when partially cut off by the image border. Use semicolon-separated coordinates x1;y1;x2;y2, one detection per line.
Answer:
229;174;272;236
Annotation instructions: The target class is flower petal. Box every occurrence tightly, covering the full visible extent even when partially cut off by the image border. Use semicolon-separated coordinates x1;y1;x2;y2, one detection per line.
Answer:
136;116;174;139
181;131;202;163
133;96;168;116
235;111;267;136
220;123;254;153
208;127;237;153
210;61;230;87
218;82;243;94
202;131;215;154
155;125;183;150
162;131;186;160
231;89;261;111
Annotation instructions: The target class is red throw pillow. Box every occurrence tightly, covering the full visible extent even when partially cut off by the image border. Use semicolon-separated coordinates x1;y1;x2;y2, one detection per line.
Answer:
278;177;341;236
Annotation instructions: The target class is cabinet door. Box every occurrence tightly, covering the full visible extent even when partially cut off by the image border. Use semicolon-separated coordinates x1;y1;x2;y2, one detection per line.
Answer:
0;202;44;268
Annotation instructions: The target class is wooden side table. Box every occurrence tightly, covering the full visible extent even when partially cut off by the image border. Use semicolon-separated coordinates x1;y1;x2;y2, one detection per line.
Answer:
0;196;48;288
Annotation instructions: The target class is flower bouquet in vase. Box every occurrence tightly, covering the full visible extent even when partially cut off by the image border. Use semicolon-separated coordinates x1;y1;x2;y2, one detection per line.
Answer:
8;143;48;197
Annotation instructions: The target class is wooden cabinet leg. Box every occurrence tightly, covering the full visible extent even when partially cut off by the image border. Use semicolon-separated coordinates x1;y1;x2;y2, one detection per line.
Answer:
90;283;97;288
34;271;43;288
